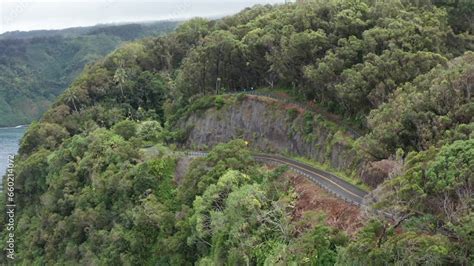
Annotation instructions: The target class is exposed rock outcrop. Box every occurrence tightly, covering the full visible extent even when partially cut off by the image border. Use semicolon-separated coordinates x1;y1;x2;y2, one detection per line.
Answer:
177;95;362;175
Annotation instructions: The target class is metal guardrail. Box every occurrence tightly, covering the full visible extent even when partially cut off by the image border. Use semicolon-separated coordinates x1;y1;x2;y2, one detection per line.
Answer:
187;150;395;219
255;155;365;206
187;151;208;157
186;151;364;207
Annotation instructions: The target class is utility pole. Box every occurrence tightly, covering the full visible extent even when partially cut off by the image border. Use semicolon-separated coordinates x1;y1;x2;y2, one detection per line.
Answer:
215;77;221;94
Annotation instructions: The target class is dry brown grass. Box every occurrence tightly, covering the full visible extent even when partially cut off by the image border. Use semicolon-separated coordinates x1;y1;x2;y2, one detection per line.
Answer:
287;171;365;236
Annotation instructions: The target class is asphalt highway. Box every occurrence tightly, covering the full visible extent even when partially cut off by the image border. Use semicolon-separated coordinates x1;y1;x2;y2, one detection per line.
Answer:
187;151;368;206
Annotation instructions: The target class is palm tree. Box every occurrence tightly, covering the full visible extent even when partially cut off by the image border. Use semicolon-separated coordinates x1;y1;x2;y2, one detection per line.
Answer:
114;64;127;98
64;89;79;112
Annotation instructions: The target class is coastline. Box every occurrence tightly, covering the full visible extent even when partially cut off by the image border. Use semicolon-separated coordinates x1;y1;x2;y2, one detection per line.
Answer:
0;125;28;188
0;125;29;130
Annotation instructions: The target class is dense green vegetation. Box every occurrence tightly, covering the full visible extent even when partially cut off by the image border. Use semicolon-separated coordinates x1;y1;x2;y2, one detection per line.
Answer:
363;53;473;158
341;139;473;265
1;0;473;264
173;0;472;118
4;136;350;264
0;21;177;127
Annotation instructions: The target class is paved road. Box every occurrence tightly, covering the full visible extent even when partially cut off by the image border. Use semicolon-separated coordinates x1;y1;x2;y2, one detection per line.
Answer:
187;151;368;207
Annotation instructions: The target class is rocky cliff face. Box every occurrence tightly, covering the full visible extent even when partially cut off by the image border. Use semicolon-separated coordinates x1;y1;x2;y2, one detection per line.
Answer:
177;95;362;174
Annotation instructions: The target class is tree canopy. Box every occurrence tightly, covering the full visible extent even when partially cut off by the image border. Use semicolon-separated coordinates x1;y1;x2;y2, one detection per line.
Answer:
1;0;473;264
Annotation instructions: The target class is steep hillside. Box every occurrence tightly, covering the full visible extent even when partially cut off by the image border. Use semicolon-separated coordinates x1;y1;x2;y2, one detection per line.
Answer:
1;0;473;264
0;21;177;126
176;94;361;174
0;22;177;40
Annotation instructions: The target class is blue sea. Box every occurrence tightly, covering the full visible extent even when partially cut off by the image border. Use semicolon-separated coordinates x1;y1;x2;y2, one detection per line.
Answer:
0;126;27;179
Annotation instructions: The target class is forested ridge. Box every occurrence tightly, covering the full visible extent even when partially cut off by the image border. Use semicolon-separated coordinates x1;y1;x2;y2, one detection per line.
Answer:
1;0;473;264
0;21;177;127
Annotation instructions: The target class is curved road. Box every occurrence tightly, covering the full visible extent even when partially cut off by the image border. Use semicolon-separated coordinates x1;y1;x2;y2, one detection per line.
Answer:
187;151;368;207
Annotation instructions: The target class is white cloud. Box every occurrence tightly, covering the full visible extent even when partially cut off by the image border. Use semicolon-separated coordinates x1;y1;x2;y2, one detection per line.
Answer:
0;0;283;33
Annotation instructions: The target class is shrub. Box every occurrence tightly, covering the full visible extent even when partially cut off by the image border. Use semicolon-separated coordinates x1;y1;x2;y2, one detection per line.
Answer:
287;108;299;121
138;120;163;142
112;120;137;140
304;112;314;134
215;95;225;109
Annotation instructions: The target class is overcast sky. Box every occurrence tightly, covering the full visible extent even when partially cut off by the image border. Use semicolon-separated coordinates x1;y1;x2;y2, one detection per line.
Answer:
0;0;285;34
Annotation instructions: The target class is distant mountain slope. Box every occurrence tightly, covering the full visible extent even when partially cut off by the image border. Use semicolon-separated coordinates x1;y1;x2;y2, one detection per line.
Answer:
1;1;472;264
0;21;178;127
0;21;178;40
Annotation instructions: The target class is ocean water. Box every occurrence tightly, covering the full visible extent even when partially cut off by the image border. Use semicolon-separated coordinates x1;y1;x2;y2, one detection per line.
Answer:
0;126;27;179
